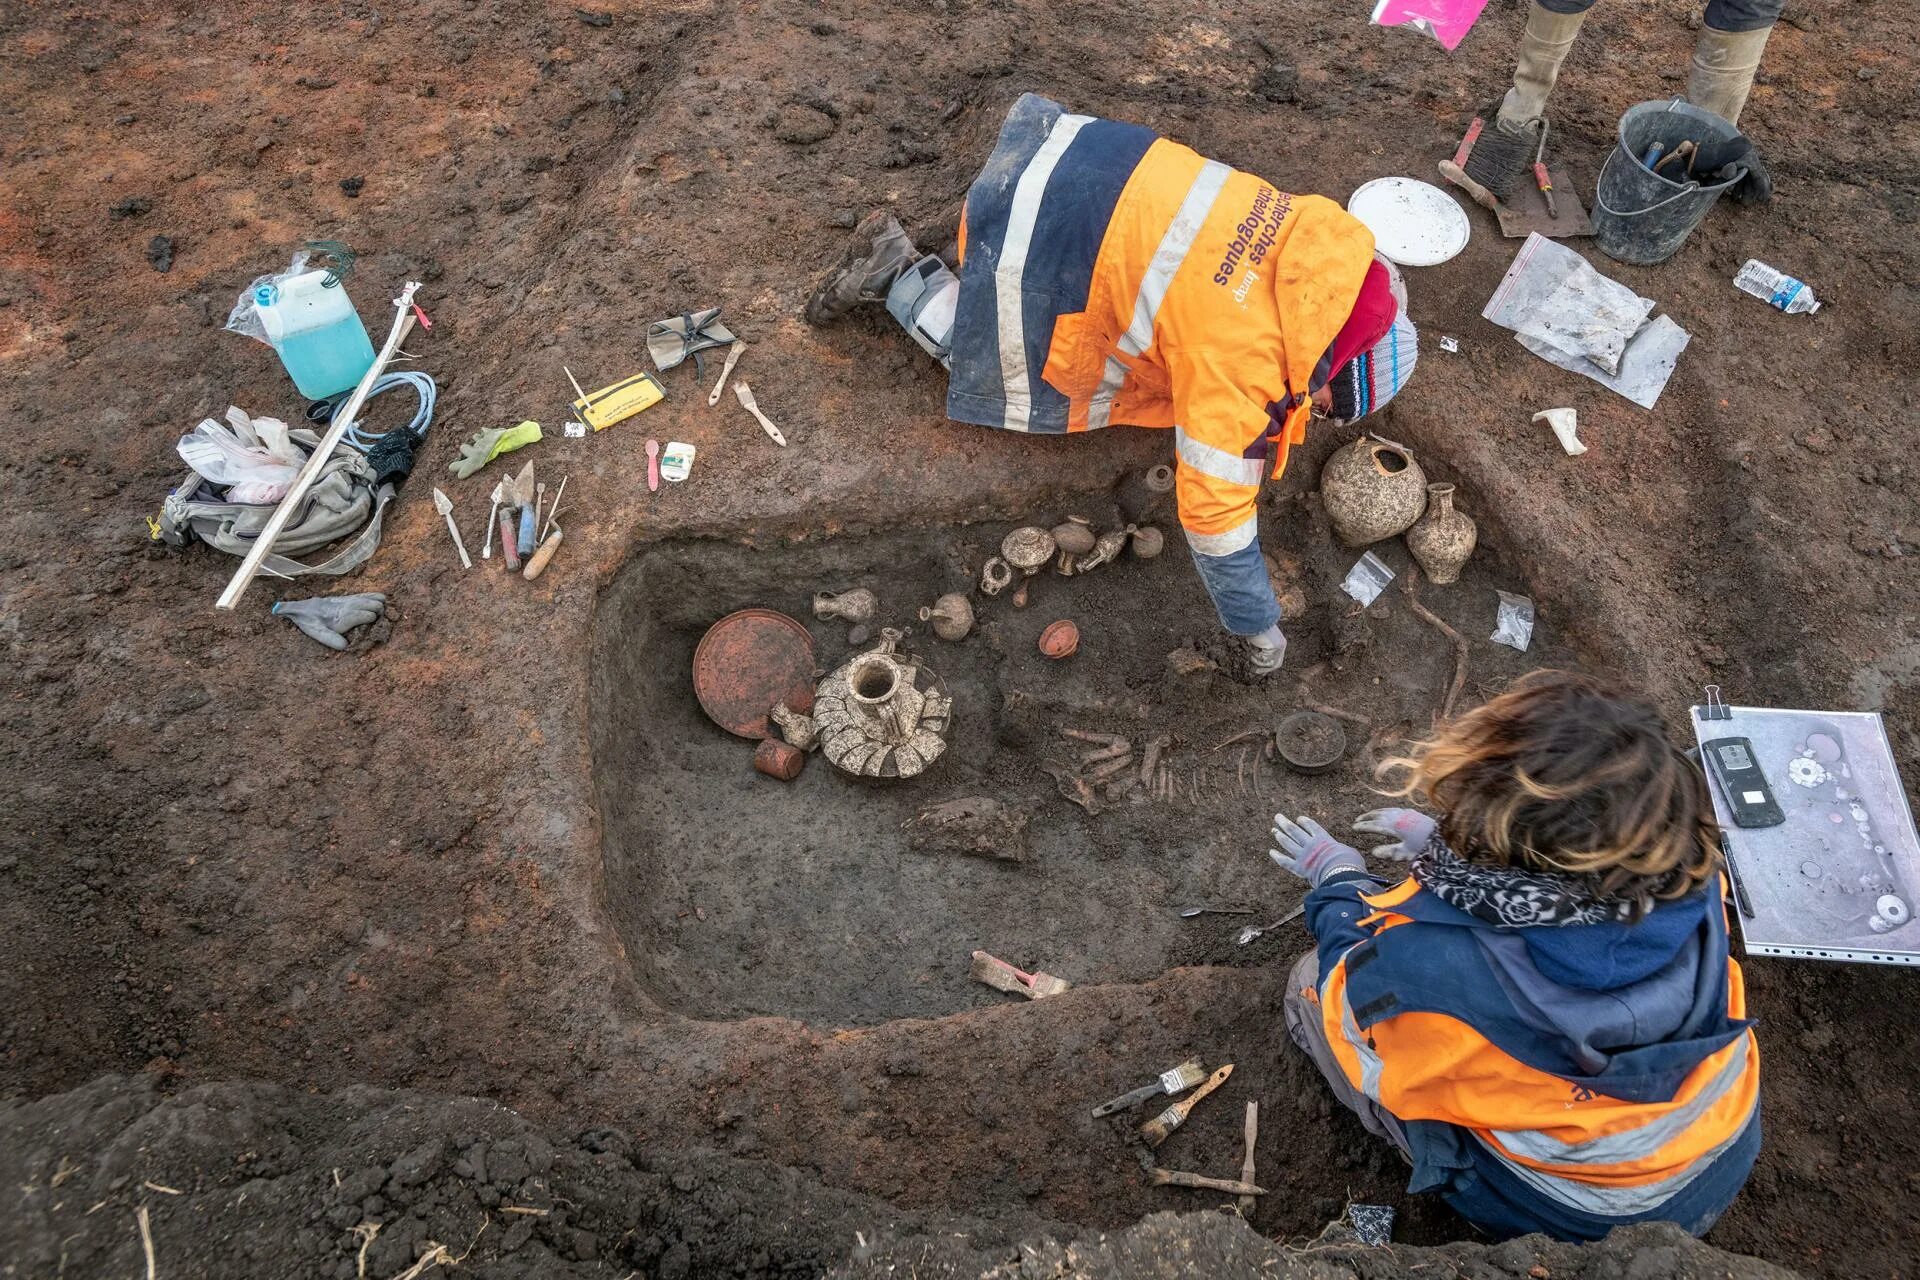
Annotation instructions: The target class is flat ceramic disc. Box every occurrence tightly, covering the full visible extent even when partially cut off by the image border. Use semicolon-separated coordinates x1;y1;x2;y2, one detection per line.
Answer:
692;609;816;739
1347;177;1471;267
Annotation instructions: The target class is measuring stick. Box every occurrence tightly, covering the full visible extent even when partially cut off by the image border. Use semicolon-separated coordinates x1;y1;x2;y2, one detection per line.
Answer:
216;283;422;610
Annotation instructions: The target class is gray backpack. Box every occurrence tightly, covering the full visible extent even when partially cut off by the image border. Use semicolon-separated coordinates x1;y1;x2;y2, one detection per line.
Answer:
154;427;396;579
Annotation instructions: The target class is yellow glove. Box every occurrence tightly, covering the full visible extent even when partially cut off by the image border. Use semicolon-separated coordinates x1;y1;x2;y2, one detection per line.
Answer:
449;420;542;479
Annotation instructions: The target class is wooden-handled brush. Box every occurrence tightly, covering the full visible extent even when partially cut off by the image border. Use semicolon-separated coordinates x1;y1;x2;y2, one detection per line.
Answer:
1148;1168;1266;1196
970;951;1070;999
1139;1064;1233;1147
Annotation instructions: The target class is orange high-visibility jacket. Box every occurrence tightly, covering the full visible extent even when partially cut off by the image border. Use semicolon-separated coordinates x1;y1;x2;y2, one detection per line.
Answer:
1303;868;1762;1240
947;94;1378;636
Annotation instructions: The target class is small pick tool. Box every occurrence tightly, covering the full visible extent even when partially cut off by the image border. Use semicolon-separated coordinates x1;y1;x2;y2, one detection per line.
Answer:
431;487;471;569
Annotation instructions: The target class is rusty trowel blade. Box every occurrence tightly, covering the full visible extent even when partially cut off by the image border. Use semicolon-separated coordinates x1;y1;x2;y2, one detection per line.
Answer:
1496;163;1593;239
509;460;536;506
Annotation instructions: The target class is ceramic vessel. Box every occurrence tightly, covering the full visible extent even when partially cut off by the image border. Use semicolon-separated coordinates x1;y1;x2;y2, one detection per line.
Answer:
1002;527;1057;577
979;557;1013;596
1039;620;1079;659
1077;527;1129;574
812;588;878;624
918;593;975;641
1130;525;1165;559
1052;517;1096;574
812;630;952;779
1319;438;1428;547
1405;482;1477;584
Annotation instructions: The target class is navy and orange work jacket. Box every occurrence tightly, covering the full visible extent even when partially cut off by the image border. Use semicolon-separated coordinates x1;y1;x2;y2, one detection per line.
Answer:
946;94;1376;636
1301;868;1762;1242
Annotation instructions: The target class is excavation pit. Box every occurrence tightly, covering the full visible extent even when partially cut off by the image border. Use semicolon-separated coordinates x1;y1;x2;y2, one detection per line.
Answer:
589;502;1555;1027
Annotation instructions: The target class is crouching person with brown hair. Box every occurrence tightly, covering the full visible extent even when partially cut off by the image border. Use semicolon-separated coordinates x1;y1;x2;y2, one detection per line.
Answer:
1270;671;1760;1242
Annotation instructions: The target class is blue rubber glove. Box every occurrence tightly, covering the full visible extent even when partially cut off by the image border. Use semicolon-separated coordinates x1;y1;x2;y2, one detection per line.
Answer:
1352;807;1438;861
1270;814;1367;887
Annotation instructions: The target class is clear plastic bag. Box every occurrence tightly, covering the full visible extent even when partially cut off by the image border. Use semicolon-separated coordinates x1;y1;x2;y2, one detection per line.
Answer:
225;250;311;344
1342;551;1396;607
177;406;306;504
1483;234;1652;377
1491;590;1536;652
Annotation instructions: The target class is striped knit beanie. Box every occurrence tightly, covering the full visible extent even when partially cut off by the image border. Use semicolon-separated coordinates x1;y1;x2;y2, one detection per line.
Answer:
1331;258;1418;423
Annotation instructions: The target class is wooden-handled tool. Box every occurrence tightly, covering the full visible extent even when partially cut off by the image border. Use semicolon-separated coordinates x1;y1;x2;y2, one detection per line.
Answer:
707;340;746;406
733;380;787;447
524;529;563;581
1139;1063;1232;1147
1237;1101;1259;1217
1148;1168;1266;1196
970;951;1069;999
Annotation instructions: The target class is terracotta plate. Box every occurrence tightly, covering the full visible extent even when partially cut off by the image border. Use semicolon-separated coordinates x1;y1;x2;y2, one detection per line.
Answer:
693;609;816;739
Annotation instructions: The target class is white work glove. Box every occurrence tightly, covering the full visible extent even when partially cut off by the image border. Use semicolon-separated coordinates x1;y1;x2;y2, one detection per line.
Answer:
1269;814;1367;888
1352;808;1439;861
1247;624;1288;675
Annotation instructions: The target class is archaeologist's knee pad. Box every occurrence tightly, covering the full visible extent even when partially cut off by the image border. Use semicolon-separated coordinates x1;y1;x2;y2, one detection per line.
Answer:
886;256;959;369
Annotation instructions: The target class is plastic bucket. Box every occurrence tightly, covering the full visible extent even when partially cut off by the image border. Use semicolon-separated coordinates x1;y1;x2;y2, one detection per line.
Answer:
1592;99;1746;266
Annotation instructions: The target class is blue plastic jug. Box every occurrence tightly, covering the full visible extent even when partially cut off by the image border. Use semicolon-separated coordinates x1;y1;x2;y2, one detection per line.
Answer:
254;269;377;399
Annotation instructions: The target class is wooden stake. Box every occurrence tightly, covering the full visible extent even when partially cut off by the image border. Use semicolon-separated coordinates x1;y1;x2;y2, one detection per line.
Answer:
216;283;421;610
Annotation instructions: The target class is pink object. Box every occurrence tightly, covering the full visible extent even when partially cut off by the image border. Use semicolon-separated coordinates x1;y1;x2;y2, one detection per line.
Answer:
646;439;660;493
1371;0;1489;51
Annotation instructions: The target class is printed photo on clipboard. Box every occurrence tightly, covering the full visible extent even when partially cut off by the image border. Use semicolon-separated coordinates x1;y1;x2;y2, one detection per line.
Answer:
1690;691;1920;967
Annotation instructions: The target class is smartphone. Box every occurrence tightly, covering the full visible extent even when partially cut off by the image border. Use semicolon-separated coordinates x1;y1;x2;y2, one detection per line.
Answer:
1702;736;1785;828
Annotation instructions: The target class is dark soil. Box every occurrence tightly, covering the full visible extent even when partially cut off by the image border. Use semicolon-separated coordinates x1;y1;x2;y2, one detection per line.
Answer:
0;1074;1801;1279
2;0;1917;1275
591;516;1554;1026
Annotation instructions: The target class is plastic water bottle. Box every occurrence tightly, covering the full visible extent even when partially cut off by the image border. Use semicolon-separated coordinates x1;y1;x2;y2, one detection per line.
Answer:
253;268;377;398
1734;260;1821;315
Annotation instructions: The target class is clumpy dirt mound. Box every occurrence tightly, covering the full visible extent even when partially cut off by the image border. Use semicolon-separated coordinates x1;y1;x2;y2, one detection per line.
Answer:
1;1074;1797;1280
848;1213;1806;1280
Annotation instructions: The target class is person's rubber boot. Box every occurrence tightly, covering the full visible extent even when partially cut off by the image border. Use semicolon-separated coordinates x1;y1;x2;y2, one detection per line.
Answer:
804;211;920;327
1462;1;1587;201
1687;23;1772;126
1688;23;1774;204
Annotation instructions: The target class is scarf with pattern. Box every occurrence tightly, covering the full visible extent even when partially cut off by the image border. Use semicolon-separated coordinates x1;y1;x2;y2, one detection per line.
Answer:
1412;835;1637;927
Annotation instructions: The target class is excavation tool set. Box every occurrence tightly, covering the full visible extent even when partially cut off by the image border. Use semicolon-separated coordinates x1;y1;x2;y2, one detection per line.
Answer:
1090;1058;1265;1202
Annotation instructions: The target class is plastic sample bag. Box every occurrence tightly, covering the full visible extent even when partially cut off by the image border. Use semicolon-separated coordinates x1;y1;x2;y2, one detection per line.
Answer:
1342;551;1396;607
1371;0;1489;50
177;406;306;504
1491;590;1536;652
1484;234;1688;408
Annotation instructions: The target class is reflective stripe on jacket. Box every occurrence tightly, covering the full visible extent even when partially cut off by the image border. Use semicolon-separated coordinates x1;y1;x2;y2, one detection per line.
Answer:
1300;869;1761;1240
947;94;1377;635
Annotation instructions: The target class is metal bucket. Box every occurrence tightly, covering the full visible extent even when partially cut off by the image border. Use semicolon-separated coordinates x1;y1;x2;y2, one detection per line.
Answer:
1592;99;1746;266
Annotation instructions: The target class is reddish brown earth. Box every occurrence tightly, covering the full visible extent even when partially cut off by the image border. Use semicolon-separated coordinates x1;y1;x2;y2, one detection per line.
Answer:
2;0;1916;1276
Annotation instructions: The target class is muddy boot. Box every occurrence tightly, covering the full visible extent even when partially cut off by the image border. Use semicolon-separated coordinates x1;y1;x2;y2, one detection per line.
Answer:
804;211;920;326
1687;23;1771;126
1461;1;1586;201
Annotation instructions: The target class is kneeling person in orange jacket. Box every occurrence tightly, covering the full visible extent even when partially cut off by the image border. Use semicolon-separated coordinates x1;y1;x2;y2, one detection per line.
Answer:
807;94;1418;674
1269;671;1760;1241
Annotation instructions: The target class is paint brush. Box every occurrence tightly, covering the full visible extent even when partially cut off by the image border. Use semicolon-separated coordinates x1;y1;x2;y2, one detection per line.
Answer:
969;950;1070;999
1138;1064;1233;1147
1091;1060;1208;1118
